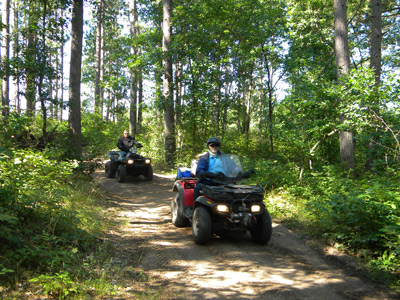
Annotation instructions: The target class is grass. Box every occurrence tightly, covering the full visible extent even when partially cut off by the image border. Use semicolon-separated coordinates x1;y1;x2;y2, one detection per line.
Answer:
0;169;165;299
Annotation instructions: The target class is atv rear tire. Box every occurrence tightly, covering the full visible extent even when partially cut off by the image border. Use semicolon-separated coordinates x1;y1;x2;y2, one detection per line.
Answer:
192;206;212;245
171;193;189;227
250;210;272;245
105;161;116;178
145;165;153;181
117;165;127;183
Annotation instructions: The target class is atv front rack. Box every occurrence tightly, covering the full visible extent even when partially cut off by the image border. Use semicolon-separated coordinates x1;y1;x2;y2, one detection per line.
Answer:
200;184;264;201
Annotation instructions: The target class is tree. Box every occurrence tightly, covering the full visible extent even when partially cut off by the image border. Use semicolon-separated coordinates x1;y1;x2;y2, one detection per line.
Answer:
25;0;38;116
334;0;355;171
370;0;382;86
68;0;84;157
129;0;138;134
162;0;176;167
1;0;10;117
94;0;104;117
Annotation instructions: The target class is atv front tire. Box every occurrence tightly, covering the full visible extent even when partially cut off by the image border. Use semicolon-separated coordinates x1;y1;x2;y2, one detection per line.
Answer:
192;206;212;245
117;165;127;183
145;165;153;181
171;193;189;227
250;210;272;245
105;161;116;178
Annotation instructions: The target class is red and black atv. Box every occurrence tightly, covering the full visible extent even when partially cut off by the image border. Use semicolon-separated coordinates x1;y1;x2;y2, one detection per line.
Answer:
171;154;272;245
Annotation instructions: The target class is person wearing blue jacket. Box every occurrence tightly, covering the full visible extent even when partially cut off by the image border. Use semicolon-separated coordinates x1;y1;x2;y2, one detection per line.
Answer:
193;137;223;200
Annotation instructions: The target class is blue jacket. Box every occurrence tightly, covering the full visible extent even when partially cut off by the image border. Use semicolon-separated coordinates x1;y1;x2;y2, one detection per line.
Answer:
196;151;222;177
196;152;209;177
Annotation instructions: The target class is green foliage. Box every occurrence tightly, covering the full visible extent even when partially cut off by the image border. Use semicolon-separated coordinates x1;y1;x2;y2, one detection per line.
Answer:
0;147;115;296
29;272;78;298
80;113;127;159
266;162;400;285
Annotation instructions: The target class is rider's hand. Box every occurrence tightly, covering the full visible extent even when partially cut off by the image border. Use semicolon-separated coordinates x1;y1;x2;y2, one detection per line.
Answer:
243;169;255;178
215;172;224;179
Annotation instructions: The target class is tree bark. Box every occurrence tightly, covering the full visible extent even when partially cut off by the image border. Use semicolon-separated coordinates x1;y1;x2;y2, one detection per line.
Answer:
39;0;48;139
334;0;355;171
58;6;65;121
1;0;10;117
138;45;143;132
94;0;104;117
366;0;382;171
26;0;37;116
13;0;21;114
370;0;381;87
129;0;138;135
68;0;84;157
162;0;176;167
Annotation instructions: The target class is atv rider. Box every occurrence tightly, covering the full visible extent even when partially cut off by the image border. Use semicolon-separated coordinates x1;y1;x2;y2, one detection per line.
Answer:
117;130;142;161
193;137;223;200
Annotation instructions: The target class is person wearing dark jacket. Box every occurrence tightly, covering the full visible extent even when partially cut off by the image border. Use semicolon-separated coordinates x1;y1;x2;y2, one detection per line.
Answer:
193;137;223;200
117;130;141;161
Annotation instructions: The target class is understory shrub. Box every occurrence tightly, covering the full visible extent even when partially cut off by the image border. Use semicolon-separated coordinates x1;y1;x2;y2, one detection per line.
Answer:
0;148;111;296
264;162;400;284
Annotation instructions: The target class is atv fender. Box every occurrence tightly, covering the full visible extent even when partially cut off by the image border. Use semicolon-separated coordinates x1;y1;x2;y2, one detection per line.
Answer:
194;196;215;210
172;180;196;207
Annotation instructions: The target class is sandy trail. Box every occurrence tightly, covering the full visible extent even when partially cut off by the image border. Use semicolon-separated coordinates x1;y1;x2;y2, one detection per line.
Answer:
92;170;394;300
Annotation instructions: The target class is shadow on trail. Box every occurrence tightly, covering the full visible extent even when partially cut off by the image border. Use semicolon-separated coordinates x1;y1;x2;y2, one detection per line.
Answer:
91;169;394;300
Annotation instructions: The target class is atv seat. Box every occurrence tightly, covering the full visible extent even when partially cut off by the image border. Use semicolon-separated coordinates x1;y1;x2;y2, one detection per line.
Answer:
107;151;120;161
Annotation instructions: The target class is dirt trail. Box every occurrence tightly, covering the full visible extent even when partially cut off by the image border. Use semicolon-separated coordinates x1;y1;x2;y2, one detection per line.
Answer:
92;170;395;300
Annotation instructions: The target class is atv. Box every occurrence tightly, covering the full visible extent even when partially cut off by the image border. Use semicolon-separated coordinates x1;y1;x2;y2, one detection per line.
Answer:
171;154;272;245
105;144;153;183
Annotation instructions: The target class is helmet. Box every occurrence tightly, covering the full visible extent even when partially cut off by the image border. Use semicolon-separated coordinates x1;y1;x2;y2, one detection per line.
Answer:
206;137;221;146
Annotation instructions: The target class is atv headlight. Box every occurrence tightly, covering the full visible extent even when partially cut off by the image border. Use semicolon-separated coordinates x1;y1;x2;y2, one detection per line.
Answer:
216;204;229;213
145;159;151;164
127;159;134;164
251;205;261;213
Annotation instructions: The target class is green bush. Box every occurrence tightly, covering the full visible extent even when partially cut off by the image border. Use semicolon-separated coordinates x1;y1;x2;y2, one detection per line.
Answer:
0;148;106;293
267;163;400;281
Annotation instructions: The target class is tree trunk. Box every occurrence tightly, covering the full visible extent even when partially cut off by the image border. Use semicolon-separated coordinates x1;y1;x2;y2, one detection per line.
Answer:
138;49;143;132
370;0;382;87
13;0;21;114
366;0;382;171
175;60;182;129
39;0;48;139
59;6;64;121
334;0;355;171
26;0;37;116
1;0;10;117
129;0;138;135
68;0;84;157
162;0;176;167
94;0;104;117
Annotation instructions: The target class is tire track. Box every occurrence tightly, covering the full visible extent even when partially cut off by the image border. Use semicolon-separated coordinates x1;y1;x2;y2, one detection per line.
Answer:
92;170;395;300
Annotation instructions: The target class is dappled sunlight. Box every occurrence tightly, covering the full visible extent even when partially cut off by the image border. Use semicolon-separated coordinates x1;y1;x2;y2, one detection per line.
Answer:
122;205;168;220
92;170;391;300
155;173;176;179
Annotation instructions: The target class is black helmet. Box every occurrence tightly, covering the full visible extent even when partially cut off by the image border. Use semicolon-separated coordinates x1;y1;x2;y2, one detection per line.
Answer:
206;137;221;146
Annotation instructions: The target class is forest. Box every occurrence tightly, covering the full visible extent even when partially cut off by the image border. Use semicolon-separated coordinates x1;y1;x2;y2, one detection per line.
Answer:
1;0;400;297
